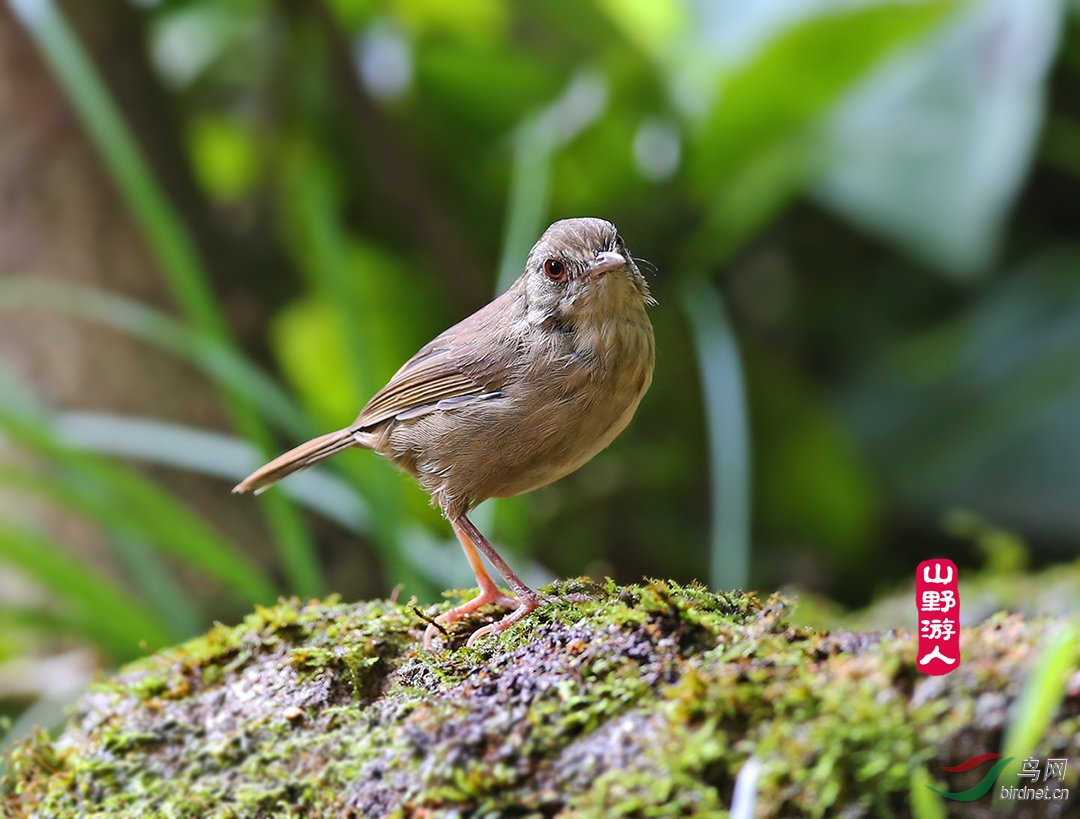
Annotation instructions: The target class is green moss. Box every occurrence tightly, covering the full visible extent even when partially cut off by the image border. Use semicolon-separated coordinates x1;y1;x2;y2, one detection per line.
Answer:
3;581;1078;818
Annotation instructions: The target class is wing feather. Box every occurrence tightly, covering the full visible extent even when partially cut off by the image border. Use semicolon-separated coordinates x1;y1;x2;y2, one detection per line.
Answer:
351;287;523;430
353;348;487;428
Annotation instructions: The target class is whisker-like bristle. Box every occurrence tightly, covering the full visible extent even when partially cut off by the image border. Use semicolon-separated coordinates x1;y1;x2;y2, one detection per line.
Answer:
633;256;658;275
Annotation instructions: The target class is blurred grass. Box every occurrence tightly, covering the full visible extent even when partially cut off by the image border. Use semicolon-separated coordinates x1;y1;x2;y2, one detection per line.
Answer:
0;406;277;605
9;0;323;599
995;619;1080;804
277;149;432;597
0;522;173;659
0;278;314;439
680;282;751;590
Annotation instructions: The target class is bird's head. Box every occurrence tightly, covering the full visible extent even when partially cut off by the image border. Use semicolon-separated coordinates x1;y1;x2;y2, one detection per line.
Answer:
520;218;655;327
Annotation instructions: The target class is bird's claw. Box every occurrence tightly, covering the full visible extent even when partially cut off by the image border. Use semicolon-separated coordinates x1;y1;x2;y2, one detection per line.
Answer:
422;587;521;650
464;599;539;647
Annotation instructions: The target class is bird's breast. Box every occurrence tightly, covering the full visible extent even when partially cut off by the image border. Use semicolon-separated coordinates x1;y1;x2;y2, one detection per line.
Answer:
380;304;654;516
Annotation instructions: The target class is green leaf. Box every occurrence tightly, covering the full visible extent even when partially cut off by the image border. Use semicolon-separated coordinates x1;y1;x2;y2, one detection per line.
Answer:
682;138;816;269
594;0;684;59
387;0;507;41
187;115;262;202
690;1;957;193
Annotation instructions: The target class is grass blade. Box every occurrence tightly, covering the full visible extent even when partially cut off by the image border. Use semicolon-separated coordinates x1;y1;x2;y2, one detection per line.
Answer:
0;409;278;604
0;278;314;440
680;280;752;590
0;523;172;658
52;411;522;593
279;155;437;597
0;605;86;637
909;766;947;819
995;619;1080;803
9;0;222;336
53;411;370;534
496;124;554;295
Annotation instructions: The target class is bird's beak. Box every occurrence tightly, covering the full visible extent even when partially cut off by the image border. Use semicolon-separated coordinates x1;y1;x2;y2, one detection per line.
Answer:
590;251;627;276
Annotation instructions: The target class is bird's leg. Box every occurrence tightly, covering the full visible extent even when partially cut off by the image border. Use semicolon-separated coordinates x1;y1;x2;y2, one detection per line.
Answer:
422;514;540;649
456;514;541;646
422;515;516;649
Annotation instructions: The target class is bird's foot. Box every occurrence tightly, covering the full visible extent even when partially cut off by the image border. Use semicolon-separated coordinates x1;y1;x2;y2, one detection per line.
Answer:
423;586;519;650
464;596;539;647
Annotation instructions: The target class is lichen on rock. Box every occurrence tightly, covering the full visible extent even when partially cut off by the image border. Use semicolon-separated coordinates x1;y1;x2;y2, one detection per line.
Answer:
2;579;1078;817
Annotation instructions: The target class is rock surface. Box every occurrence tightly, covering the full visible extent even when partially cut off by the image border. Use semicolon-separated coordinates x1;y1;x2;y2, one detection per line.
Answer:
2;580;1078;817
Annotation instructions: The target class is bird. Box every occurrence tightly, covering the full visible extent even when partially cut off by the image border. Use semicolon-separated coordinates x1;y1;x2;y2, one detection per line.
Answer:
234;217;655;647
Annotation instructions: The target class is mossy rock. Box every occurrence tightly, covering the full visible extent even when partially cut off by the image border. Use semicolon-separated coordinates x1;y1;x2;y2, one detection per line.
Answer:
2;580;1078;817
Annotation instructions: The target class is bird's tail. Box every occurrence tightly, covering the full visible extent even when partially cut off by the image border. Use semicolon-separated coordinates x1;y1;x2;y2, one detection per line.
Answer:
233;428;359;495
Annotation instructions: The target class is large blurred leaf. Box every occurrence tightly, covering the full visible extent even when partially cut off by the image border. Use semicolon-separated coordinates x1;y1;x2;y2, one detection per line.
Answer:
844;249;1080;535
50;412;515;593
51;411;369;536
687;1;957;194
817;0;1063;275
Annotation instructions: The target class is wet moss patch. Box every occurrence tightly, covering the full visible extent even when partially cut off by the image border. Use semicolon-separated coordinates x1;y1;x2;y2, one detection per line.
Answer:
2;580;1078;817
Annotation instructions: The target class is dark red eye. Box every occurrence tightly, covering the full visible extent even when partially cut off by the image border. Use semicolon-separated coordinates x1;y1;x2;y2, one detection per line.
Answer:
544;259;565;280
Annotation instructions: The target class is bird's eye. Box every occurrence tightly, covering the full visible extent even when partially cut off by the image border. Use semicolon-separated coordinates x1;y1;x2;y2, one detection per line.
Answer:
544;259;566;280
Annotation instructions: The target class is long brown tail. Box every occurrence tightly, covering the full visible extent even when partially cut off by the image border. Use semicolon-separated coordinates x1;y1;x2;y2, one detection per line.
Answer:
233;428;358;495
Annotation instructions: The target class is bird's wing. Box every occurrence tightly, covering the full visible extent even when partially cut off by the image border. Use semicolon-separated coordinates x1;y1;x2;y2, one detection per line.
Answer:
352;290;520;430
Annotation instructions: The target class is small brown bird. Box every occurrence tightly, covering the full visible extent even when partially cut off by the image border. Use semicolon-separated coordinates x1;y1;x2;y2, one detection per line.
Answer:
234;218;655;646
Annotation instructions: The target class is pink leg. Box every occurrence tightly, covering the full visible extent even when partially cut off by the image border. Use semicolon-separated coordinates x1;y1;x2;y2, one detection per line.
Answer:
423;514;540;649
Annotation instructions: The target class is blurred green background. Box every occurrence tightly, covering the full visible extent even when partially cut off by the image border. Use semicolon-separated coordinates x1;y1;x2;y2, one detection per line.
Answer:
1;0;1079;745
